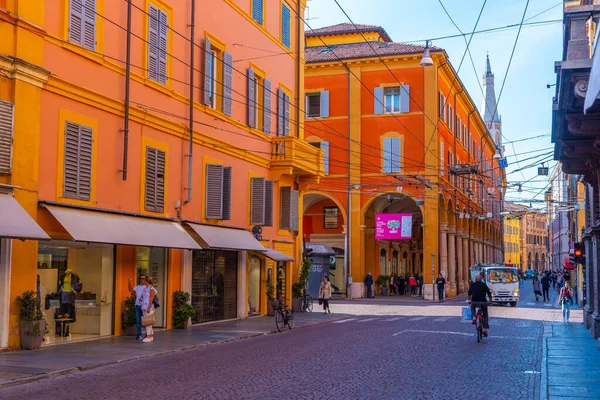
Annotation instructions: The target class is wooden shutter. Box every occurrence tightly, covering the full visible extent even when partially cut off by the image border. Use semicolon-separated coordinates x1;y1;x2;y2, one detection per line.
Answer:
280;186;292;230
144;146;165;213
222;166;231;220
374;87;383;114
383;138;392;173
263;79;271;134
78;126;93;200
264;180;273;226
222;52;233;116
64;122;92;201
204;38;212;106
252;0;263;24
205;164;223;219
400;85;410;113
320;91;330;118
290;188;299;232
0;101;13;175
148;5;159;82
284;93;290;136
158;10;168;85
250;177;265;225
281;4;291;48
82;0;96;50
277;88;284;136
69;0;83;45
440;141;444;177
247;68;256;128
391;137;401;172
321;141;330;175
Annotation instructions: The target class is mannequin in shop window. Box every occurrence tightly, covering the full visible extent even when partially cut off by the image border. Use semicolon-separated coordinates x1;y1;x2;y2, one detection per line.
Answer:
56;269;82;337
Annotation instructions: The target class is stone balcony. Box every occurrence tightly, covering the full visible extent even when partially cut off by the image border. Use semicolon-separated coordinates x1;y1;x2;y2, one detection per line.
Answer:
271;136;324;177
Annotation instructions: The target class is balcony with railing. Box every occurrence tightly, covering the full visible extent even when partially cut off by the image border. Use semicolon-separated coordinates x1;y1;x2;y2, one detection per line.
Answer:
271;136;324;177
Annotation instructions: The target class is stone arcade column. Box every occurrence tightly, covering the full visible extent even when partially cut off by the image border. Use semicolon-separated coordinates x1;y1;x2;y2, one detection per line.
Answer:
440;222;448;291
463;234;470;286
584;233;594;329
591;232;600;338
448;225;456;296
457;229;464;292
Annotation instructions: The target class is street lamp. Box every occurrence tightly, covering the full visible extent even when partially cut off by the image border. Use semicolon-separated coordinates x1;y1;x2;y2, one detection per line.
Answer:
421;40;434;67
493;147;502;159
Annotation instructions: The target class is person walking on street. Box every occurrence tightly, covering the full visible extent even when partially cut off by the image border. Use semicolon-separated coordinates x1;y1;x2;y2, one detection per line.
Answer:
390;273;396;296
436;274;446;303
364;272;374;298
140;277;157;343
409;275;417;297
541;273;551;302
418;274;424;297
128;275;147;340
532;276;542;302
319;275;332;314
559;281;573;323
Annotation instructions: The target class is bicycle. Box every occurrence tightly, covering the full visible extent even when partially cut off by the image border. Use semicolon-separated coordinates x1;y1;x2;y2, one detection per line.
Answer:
273;298;295;332
298;290;313;313
470;302;490;343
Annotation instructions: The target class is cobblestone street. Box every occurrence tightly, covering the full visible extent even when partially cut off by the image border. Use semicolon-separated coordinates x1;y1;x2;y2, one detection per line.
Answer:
0;284;584;400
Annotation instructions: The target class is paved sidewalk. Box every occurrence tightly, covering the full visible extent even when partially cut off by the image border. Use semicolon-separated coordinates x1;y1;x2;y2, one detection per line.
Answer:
0;312;349;388
541;322;600;399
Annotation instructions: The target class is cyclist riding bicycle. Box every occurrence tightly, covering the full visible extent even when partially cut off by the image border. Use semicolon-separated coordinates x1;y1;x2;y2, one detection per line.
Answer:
468;274;492;337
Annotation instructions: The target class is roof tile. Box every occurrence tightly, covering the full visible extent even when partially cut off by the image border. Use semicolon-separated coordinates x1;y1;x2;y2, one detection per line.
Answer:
306;23;393;42
305;41;441;63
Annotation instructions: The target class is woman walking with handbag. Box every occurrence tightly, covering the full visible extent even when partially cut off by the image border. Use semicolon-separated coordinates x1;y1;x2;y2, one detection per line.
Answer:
141;277;158;343
559;281;573;323
319;275;332;315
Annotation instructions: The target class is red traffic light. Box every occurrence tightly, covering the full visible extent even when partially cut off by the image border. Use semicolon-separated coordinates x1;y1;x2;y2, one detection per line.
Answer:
574;248;582;257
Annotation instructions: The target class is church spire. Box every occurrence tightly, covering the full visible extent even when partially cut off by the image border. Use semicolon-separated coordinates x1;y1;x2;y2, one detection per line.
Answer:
485;53;492;76
481;55;502;147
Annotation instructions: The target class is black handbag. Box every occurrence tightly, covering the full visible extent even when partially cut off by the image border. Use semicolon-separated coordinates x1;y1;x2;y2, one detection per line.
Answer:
318;298;323;305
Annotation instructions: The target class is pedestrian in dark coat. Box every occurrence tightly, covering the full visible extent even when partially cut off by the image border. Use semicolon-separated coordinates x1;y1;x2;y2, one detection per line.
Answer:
364;272;374;298
436;274;446;303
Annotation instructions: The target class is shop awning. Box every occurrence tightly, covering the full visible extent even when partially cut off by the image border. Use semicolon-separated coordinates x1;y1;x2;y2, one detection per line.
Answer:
186;223;266;252
263;248;294;262
43;205;201;249
0;195;50;240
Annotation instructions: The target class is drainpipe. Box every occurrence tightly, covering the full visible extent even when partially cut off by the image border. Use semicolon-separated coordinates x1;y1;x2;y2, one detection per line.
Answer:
467;110;475;268
296;0;301;137
345;68;351;298
184;0;196;205
453;89;462;294
122;0;132;181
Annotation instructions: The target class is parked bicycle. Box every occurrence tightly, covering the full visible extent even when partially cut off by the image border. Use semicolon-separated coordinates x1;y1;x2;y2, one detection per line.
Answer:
470;301;490;343
273;298;294;332
298;289;313;313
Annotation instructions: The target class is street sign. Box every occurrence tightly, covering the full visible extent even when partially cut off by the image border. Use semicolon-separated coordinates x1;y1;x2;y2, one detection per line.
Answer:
329;256;336;264
538;167;549;176
498;158;508;169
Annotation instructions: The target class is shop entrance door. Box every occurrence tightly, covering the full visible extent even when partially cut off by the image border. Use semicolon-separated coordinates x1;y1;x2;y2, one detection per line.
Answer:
0;239;10;349
248;255;261;316
191;250;238;324
136;248;167;327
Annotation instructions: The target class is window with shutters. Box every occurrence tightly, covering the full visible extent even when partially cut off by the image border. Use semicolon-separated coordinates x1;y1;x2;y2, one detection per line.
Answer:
68;0;96;51
204;35;226;111
252;0;264;25
382;137;401;173
305;91;329;118
144;146;166;213
324;207;339;229
376;86;409;114
147;4;169;85
280;186;299;231
309;141;330;175
205;164;231;220
250;177;274;226
63;121;93;201
281;2;291;48
0;101;13;175
277;88;291;136
247;67;265;131
440;141;445;177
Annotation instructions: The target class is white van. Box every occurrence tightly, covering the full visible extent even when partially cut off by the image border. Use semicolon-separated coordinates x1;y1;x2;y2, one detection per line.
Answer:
469;263;520;307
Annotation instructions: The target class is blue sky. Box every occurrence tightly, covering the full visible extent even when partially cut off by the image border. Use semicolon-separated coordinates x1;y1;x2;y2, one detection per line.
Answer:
305;0;563;206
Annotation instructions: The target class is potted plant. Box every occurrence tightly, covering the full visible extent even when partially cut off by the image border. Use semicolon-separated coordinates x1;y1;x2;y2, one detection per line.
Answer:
292;258;311;312
376;275;390;296
16;290;46;350
121;293;138;336
172;291;195;329
266;278;276;316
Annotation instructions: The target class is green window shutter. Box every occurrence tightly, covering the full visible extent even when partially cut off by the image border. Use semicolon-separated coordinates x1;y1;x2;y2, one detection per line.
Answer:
148;5;159;82
205;164;224;219
222;166;232;220
250;177;265;225
281;4;291;48
252;0;264;24
264;180;273;226
0;100;14;175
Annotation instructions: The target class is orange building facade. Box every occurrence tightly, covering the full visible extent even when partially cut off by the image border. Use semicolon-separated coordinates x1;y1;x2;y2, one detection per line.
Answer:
0;0;320;348
303;24;505;299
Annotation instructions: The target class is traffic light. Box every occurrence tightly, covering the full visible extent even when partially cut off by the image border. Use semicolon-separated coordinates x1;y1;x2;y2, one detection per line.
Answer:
574;243;583;264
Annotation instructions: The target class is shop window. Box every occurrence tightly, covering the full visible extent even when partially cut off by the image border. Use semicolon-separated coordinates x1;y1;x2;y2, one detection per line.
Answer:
63;121;93;201
324;206;339;229
147;4;168;85
68;0;96;51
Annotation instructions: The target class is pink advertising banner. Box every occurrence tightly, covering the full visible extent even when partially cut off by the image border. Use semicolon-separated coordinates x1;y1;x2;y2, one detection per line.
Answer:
375;213;413;240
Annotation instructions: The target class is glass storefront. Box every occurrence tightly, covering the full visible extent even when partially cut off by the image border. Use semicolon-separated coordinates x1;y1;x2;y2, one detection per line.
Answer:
248;255;261;316
191;249;238;324
37;242;114;345
135;247;167;327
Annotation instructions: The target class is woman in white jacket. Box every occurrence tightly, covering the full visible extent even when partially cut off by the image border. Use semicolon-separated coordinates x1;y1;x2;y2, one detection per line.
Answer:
319;275;332;315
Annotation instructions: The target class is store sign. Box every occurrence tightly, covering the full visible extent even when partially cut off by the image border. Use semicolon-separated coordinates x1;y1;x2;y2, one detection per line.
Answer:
375;213;412;240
